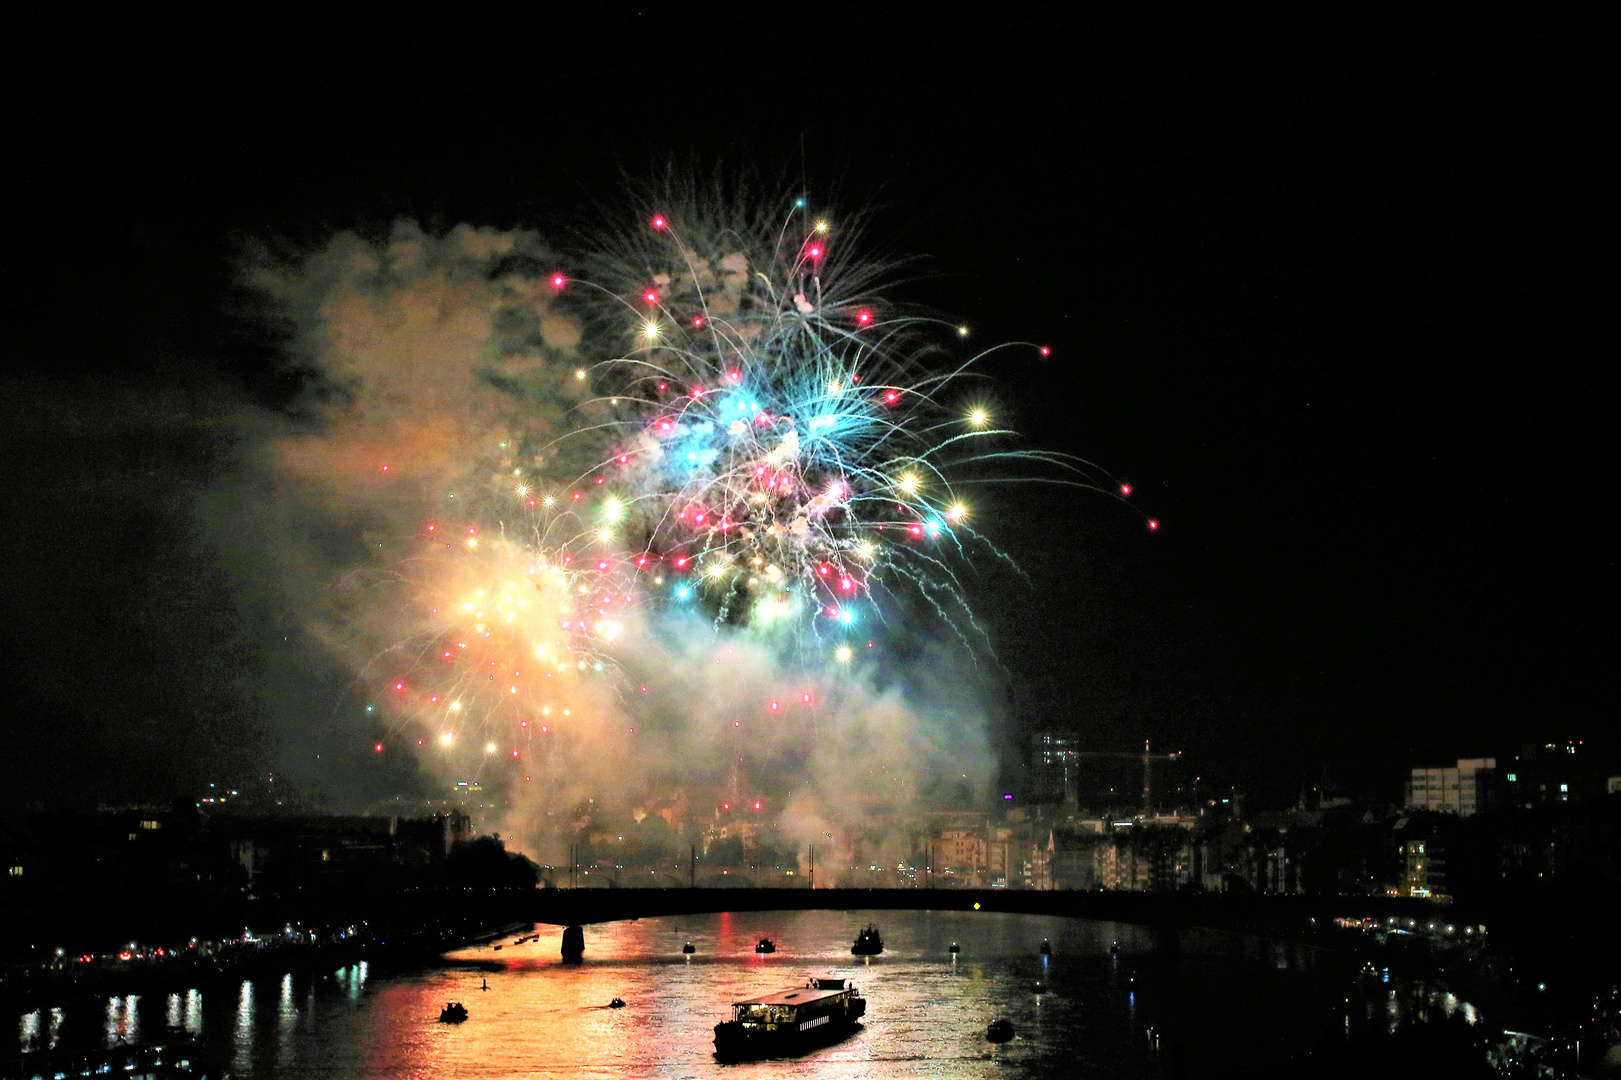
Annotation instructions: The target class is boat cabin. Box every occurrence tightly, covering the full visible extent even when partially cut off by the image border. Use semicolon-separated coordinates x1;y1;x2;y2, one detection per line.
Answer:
730;979;854;1026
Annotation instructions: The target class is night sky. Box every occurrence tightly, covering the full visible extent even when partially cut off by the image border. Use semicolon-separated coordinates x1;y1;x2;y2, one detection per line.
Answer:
3;14;1610;812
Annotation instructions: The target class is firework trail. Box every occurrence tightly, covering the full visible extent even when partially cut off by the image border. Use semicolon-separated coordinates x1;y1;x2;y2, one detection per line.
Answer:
250;189;1137;871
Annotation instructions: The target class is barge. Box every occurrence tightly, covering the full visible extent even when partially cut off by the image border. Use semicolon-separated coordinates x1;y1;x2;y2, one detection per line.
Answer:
713;977;866;1059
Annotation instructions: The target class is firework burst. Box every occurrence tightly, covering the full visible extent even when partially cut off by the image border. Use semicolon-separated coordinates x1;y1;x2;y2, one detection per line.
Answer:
526;190;1114;671
273;196;1137;811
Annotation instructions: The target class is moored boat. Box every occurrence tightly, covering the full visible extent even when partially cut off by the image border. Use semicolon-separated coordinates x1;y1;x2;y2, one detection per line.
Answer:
851;924;884;955
713;977;866;1059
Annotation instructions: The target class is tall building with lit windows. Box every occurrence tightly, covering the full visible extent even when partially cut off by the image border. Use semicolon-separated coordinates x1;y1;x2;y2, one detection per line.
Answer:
1029;732;1084;804
1404;758;1496;816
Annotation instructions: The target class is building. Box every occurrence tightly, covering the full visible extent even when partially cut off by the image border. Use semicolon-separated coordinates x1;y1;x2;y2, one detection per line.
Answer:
1505;741;1606;808
1029;732;1084;804
1404;758;1496;816
1399;836;1446;899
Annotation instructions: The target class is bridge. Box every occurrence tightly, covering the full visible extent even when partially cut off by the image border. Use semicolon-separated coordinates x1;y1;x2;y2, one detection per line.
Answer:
519;887;1446;959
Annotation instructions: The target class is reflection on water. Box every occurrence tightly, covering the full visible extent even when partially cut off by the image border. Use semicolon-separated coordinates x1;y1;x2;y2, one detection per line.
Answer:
233;979;253;1075
12;910;1474;1078
103;993;138;1047
184;988;203;1036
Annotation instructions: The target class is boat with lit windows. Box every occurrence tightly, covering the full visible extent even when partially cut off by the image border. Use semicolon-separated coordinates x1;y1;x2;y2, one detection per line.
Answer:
713;977;866;1059
850;925;884;955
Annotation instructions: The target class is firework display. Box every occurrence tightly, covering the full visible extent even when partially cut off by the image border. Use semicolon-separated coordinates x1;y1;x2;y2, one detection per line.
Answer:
307;196;1135;802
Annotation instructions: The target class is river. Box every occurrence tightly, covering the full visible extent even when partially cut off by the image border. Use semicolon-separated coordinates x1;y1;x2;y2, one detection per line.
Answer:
15;908;1388;1078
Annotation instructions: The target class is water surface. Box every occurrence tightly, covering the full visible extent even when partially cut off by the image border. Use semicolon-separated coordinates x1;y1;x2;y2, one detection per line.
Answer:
17;908;1361;1078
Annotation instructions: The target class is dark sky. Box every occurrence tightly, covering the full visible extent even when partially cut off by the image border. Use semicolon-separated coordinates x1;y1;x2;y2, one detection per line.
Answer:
3;14;1611;810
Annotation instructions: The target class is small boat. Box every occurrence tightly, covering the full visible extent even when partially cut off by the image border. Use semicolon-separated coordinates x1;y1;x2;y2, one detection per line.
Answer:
714;977;866;1060
755;937;776;954
1039;938;1051;956
439;1001;468;1023
948;942;961;954
851;924;884;955
1109;940;1120;955
608;998;626;1009
1032;981;1047;994
683;941;696;954
492;945;503;951
987;1019;1015;1043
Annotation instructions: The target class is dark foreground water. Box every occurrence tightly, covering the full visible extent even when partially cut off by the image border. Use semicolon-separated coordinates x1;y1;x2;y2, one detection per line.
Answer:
15;909;1389;1078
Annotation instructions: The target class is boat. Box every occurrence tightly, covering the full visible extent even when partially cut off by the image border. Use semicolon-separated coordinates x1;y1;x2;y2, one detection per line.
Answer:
1032;981;1047;994
851;924;884;955
987;1019;1016;1042
608;998;626;1009
713;977;866;1060
948;942;961;953
1039;938;1051;955
683;941;696;954
755;937;776;954
439;1001;468;1023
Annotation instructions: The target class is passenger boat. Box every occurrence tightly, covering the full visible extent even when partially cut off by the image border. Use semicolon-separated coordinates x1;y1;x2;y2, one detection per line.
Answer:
713;977;866;1059
850;924;884;955
755;937;776;953
439;1001;468;1023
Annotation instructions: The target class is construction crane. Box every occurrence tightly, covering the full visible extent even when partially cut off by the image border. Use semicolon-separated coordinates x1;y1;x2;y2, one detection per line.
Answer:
1071;740;1184;815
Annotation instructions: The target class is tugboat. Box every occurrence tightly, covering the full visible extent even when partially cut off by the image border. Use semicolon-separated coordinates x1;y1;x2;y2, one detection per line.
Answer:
851;924;884;955
987;1019;1016;1042
713;977;866;1060
755;937;776;954
439;1001;469;1023
683;941;697;954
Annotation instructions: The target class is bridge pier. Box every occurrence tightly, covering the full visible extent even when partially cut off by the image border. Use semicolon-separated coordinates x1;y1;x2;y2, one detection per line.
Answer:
561;924;584;962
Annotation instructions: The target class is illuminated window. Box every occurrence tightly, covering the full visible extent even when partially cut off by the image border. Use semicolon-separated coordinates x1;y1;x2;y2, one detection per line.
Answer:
1507;773;1517;782
6;866;21;877
140;820;160;830
1560;784;1569;792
